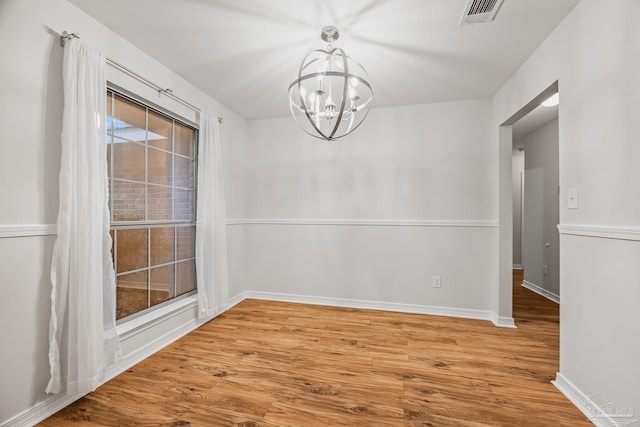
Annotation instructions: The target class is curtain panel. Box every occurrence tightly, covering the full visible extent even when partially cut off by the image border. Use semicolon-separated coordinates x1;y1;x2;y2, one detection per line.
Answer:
46;38;121;395
196;115;229;320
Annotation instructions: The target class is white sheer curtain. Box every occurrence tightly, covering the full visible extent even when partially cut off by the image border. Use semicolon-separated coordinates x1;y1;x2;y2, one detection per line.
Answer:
46;38;121;395
196;114;229;320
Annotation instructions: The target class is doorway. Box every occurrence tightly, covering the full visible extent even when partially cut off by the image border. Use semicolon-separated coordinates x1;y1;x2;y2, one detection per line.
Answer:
510;86;560;323
497;81;559;329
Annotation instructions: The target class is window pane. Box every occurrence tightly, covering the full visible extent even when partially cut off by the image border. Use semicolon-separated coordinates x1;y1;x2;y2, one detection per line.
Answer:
150;227;175;266
148;111;172;151
148;185;172;221
176;260;195;296
117;270;148;320
175;123;195;158
176;226;195;261
112;180;145;221
174;189;195;220
174;156;195;189
113;96;146;143
148;147;172;186
116;228;148;273
150;265;175;306
113;142;145;182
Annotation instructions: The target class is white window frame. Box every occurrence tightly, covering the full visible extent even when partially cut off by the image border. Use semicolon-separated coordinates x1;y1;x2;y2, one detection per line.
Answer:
106;85;199;327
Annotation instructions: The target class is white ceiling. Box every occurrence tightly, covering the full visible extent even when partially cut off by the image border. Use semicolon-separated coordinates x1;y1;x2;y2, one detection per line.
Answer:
68;0;580;120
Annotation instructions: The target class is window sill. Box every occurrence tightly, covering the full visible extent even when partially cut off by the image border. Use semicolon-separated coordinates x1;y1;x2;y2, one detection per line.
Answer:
116;295;198;341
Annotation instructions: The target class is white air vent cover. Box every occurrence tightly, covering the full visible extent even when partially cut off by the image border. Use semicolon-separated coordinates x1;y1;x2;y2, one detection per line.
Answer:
459;0;505;26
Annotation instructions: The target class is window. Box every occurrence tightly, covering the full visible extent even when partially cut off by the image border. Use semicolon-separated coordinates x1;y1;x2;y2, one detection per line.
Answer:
107;90;198;321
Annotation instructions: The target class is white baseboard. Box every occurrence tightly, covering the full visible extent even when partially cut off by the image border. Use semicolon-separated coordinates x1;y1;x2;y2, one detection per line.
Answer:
522;280;560;304
512;264;523;270
226;292;246;309
552;372;637;427
0;391;82;427
231;290;515;328
552;373;591;421
2;316;201;427
489;312;517;328
103;318;201;384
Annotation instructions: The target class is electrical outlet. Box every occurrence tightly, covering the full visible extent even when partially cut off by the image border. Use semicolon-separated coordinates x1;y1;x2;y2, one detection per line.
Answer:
432;276;441;288
543;265;548;276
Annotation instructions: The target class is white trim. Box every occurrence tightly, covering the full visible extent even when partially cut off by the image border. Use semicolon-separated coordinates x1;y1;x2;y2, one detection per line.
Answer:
226;218;498;227
489;312;517;328
558;224;640;242
104;315;201;384
512;264;523;269
2;308;202;427
552;373;595;425
116;295;197;339
0;392;82;427
552;372;635;427
230;290;515;328
0;224;56;238
226;292;246;309
522;280;560;304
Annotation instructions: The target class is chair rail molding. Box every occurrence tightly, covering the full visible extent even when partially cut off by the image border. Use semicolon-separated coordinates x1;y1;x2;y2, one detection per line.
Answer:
558;224;640;242
226;218;499;227
0;224;57;238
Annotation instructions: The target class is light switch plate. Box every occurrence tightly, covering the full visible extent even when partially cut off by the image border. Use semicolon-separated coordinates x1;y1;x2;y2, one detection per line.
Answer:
432;276;441;288
568;188;578;209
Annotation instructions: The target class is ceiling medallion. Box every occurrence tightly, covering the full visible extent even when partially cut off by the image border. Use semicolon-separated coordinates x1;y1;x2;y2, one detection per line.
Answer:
288;26;373;141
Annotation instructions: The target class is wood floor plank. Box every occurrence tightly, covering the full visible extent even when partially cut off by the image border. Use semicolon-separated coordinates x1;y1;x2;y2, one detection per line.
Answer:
40;272;591;426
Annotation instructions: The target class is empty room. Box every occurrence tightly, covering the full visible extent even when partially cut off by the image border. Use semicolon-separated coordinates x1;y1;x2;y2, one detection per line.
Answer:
1;0;638;426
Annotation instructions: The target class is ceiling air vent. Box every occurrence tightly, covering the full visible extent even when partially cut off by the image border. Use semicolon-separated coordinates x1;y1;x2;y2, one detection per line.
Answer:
458;0;505;26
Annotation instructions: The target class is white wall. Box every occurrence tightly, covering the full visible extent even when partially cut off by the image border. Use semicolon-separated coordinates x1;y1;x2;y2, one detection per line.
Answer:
518;119;559;298
0;0;247;423
493;0;640;417
237;100;497;314
246;99;493;224
512;149;524;266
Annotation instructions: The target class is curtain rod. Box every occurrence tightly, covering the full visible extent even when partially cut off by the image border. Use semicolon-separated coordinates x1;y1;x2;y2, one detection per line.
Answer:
60;31;223;124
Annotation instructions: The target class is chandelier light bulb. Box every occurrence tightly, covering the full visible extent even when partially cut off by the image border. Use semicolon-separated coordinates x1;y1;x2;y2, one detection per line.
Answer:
288;26;373;141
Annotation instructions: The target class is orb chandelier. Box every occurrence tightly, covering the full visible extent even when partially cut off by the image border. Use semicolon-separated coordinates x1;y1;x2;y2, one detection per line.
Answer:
288;26;373;141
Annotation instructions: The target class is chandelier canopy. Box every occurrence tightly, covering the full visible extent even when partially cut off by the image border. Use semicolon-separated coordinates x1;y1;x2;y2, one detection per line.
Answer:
288;26;373;141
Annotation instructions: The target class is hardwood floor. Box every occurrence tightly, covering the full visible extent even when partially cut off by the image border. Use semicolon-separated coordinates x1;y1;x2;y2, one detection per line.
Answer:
40;272;590;426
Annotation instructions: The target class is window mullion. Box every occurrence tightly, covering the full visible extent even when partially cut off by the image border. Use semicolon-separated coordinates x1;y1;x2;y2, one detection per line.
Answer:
172;120;177;298
114;230;118;283
145;107;151;310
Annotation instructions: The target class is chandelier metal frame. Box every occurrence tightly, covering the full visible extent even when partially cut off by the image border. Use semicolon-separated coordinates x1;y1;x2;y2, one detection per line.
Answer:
288;26;373;141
